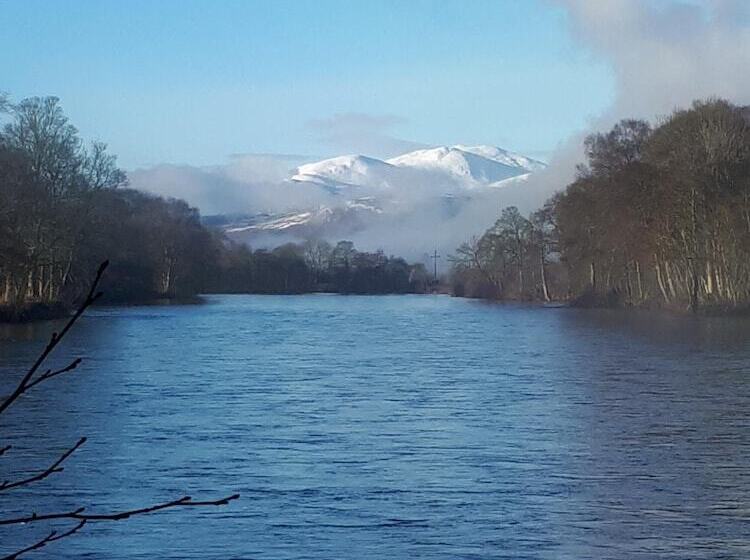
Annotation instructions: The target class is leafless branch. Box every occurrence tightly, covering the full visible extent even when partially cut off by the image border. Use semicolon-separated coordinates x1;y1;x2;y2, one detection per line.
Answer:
1;520;86;560
0;437;86;492
1;261;240;558
0;493;240;526
0;260;108;416
23;358;83;392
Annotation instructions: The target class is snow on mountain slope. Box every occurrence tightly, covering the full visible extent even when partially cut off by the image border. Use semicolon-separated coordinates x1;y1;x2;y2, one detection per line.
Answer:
225;198;382;234
289;145;545;192
222;198;387;249
453;145;546;172
216;144;548;256
386;145;540;186
225;210;320;233
291;154;400;191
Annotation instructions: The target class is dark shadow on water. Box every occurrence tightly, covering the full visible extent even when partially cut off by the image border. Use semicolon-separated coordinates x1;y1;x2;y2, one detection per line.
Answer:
556;307;750;353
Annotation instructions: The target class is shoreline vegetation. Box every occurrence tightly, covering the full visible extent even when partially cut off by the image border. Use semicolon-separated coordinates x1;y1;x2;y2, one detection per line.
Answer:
0;95;432;323
3;95;750;321
450;99;750;314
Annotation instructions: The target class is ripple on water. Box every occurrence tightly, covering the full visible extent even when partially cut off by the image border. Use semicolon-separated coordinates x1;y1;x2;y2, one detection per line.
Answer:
1;295;750;558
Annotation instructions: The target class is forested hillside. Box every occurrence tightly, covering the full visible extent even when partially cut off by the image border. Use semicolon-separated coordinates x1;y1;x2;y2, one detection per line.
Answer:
452;99;750;312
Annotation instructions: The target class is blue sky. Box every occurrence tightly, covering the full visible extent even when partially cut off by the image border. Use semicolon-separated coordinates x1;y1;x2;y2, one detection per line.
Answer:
0;0;614;168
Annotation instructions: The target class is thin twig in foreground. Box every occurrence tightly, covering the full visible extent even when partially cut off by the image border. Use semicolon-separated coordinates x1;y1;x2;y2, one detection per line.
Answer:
0;437;86;492
0;260;240;559
0;493;241;525
0;260;108;416
0;520;86;560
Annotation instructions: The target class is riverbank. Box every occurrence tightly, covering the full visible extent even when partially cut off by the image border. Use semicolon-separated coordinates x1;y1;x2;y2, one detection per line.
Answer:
9;289;747;325
0;295;207;324
458;287;750;316
0;287;432;324
0;302;71;323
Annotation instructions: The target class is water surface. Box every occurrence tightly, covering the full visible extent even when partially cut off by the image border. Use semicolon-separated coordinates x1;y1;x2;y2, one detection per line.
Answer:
1;295;749;559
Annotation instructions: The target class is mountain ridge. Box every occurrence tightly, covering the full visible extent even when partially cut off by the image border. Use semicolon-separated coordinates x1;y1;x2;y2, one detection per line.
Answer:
216;144;547;257
290;144;544;191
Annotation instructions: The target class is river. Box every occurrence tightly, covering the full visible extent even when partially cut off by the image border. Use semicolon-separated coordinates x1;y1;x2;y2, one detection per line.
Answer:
1;294;749;559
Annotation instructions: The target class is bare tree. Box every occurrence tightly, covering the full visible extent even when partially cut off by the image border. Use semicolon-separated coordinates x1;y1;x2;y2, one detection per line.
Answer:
1;261;239;559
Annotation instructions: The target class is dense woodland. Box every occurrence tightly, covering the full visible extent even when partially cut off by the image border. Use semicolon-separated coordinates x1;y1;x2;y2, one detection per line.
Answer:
452;99;750;312
0;95;427;320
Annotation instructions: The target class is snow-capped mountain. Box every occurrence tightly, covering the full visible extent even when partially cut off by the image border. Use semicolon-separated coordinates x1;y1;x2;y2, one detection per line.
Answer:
451;145;546;171
225;198;382;234
387;145;544;186
291;155;400;191
209;144;546;257
290;145;544;192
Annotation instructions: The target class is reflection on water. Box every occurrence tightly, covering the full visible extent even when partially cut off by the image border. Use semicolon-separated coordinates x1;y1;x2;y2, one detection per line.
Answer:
1;295;749;559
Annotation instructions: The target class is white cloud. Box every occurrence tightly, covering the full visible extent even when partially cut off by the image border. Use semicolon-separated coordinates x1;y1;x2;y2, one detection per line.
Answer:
129;1;750;258
127;154;334;216
514;0;750;212
307;112;429;159
561;0;750;120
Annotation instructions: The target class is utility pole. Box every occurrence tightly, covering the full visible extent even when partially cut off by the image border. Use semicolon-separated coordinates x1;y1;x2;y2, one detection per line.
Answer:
430;249;440;283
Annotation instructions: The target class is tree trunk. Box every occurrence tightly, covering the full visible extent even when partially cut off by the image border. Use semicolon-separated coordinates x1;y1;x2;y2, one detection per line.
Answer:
654;255;670;303
539;255;550;302
635;260;644;302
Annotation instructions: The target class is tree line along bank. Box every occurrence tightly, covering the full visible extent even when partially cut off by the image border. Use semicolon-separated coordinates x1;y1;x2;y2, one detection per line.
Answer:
451;99;750;313
0;96;429;321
